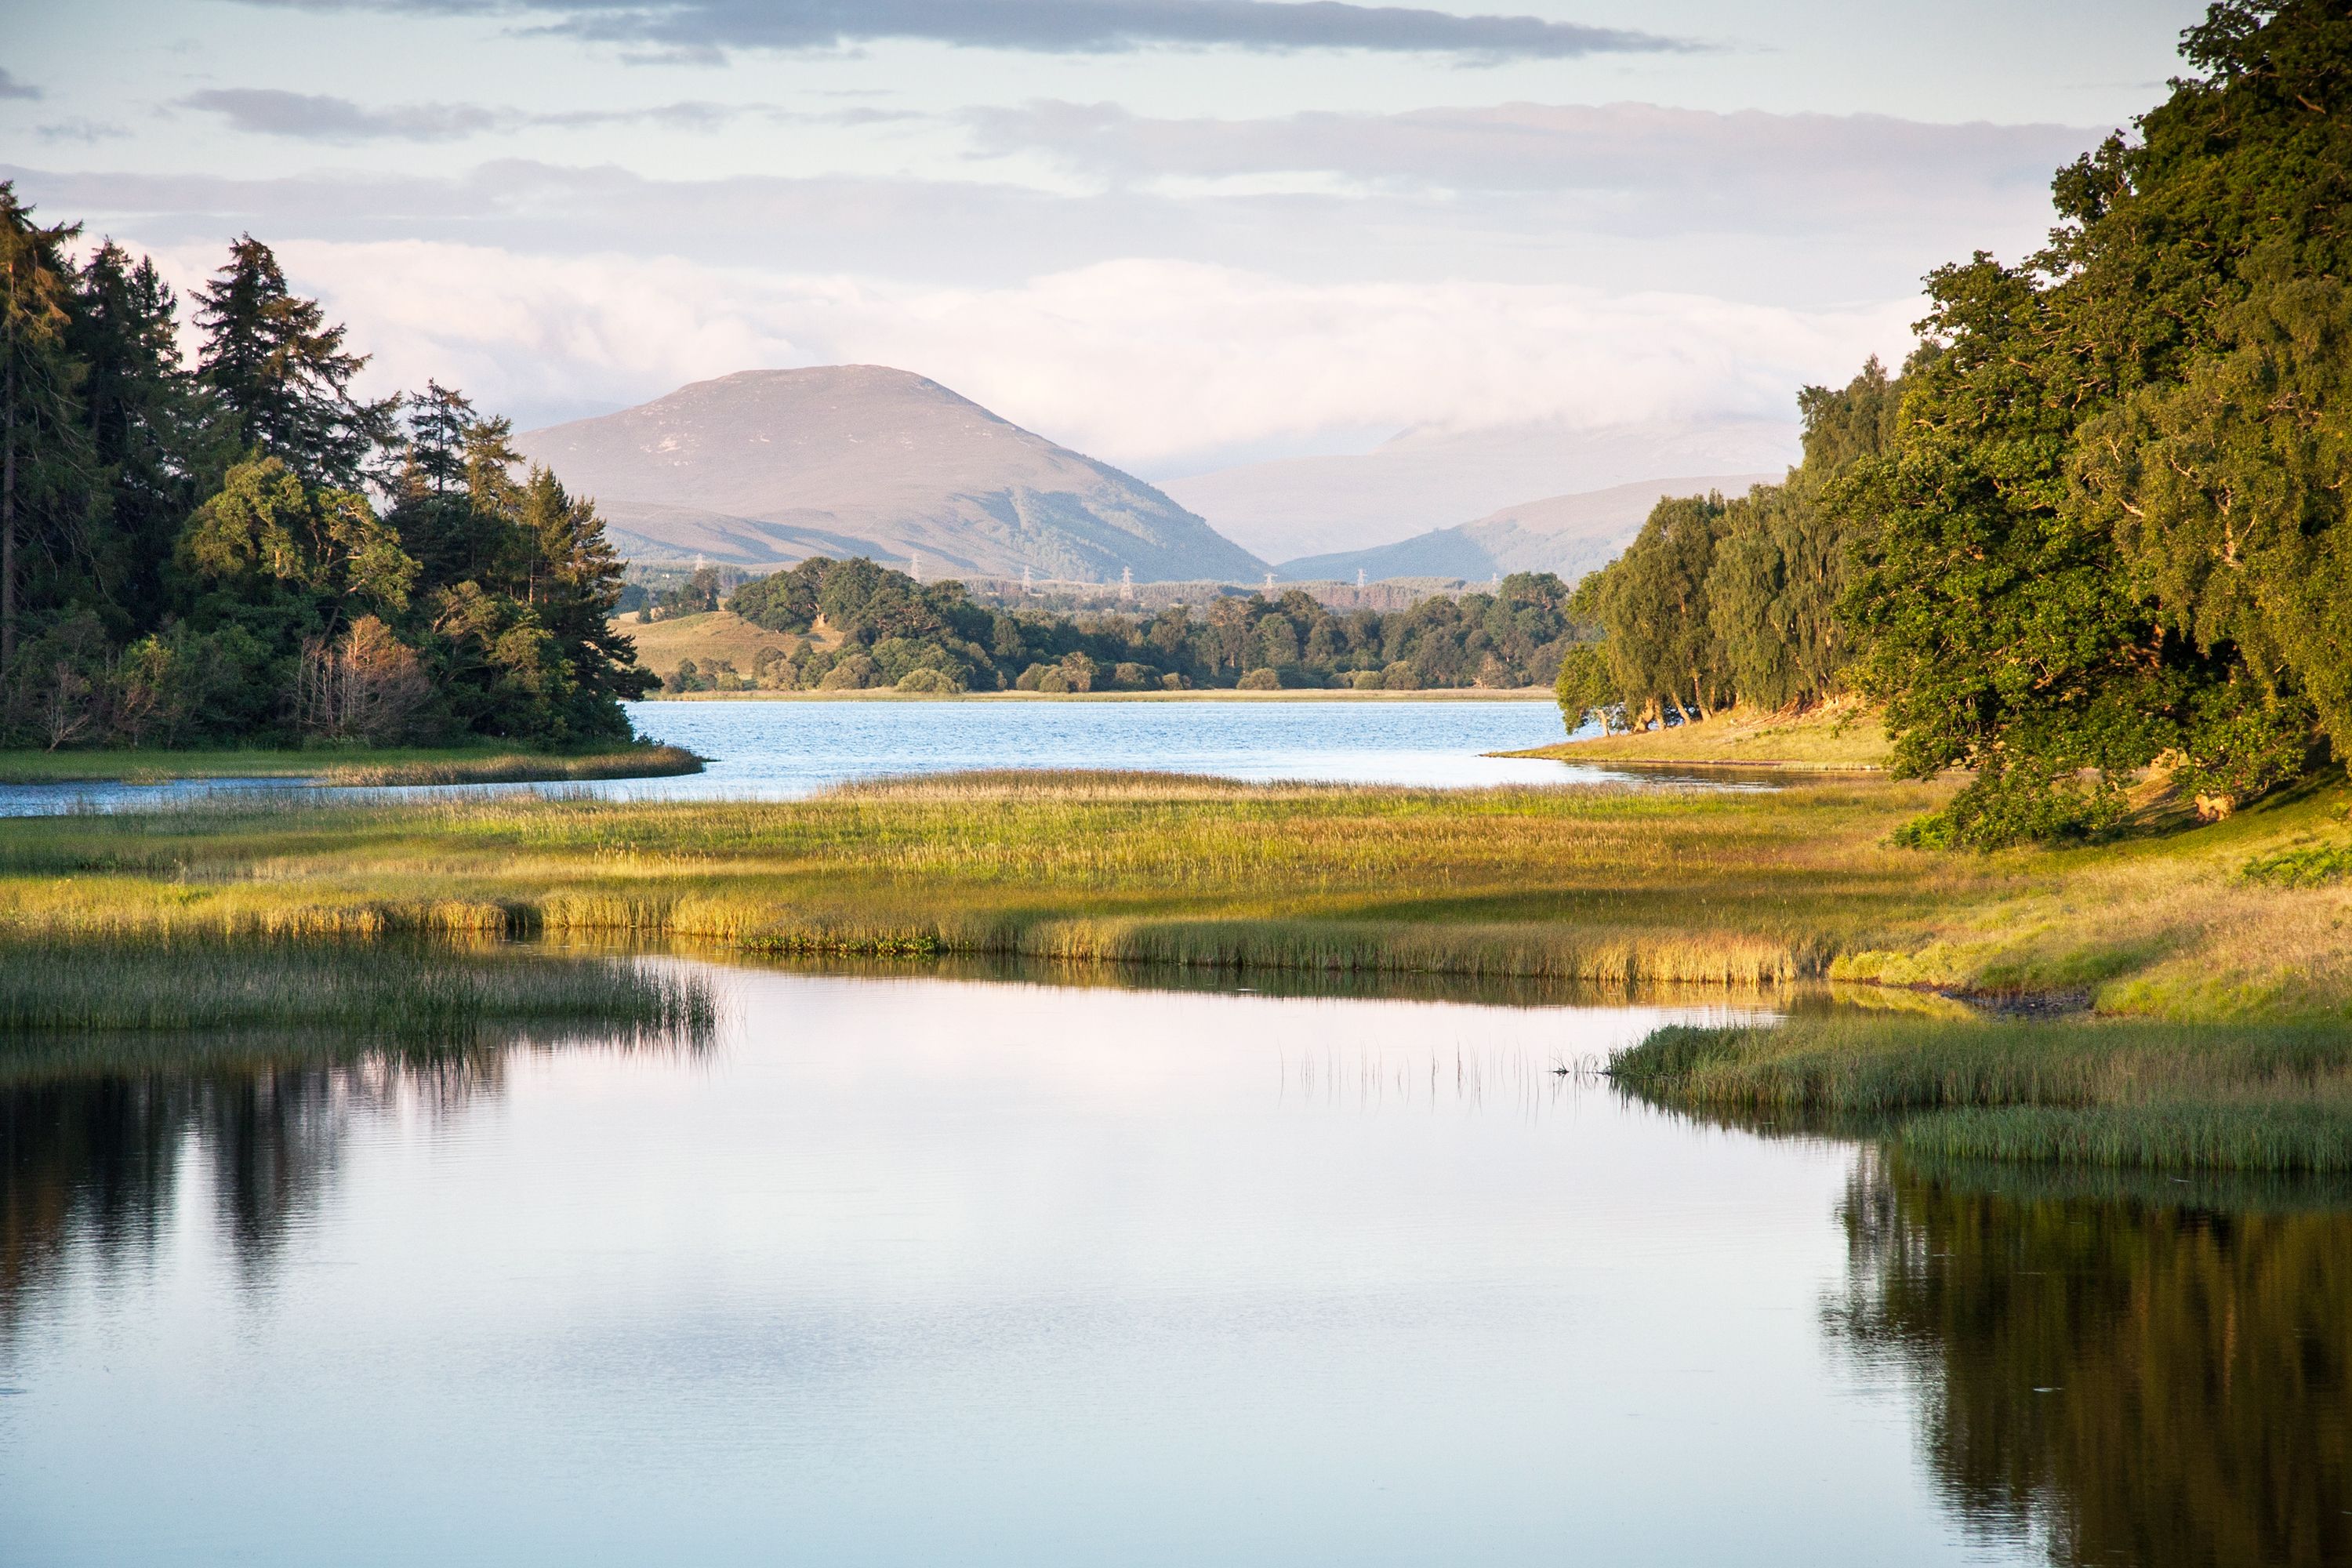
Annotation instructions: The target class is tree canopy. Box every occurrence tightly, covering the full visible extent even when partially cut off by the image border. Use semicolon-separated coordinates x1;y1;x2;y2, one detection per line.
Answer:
0;198;650;750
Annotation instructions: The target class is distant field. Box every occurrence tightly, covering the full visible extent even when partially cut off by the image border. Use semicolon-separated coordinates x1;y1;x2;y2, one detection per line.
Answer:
612;610;813;681
1508;702;1892;769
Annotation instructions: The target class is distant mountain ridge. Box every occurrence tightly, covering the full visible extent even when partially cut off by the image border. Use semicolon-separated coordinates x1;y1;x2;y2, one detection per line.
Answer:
1162;419;1799;564
513;365;1267;584
1276;474;1779;586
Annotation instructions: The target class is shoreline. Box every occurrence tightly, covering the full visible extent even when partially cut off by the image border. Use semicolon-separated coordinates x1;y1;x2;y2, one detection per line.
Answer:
0;743;704;788
640;687;1556;703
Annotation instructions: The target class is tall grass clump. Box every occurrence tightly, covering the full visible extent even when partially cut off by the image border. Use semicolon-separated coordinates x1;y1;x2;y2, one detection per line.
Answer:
1610;1014;2352;1171
318;744;702;787
0;938;715;1046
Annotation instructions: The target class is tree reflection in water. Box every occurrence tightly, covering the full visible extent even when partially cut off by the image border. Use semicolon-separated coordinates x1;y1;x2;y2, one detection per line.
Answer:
1831;1151;2352;1568
0;1050;503;1336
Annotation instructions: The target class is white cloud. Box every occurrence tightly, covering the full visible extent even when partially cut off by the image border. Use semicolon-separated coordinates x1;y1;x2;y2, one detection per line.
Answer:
153;238;1918;471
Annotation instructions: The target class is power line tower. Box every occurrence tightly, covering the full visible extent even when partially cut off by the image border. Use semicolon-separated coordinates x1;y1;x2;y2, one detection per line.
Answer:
1120;565;1134;604
1022;564;1033;596
1264;571;1275;597
910;551;921;584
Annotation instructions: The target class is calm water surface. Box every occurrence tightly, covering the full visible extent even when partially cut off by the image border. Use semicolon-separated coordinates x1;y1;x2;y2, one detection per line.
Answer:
0;699;1720;815
2;965;2340;1565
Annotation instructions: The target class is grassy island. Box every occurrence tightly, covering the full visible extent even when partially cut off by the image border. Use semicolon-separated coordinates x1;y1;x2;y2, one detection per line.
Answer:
2;767;2343;1018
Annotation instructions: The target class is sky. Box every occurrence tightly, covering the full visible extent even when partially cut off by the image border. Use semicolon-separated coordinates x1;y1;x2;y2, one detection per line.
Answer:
2;0;2207;482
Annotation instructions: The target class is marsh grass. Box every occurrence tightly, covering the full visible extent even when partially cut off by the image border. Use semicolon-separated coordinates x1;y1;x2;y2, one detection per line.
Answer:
0;766;2346;1013
1610;1014;2352;1171
316;745;702;786
0;938;714;1046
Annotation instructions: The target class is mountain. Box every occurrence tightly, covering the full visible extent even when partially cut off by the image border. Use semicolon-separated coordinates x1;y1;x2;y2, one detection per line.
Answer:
1275;474;1778;586
1160;419;1798;564
513;365;1266;583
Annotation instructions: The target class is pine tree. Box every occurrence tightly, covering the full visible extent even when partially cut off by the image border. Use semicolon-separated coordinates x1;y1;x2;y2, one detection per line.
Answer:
0;183;89;678
194;235;396;488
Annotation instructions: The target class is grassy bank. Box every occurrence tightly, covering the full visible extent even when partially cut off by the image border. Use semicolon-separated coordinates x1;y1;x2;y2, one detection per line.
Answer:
0;937;714;1047
1609;1014;2352;1172
0;742;702;786
0;767;2345;1016
1508;702;1892;769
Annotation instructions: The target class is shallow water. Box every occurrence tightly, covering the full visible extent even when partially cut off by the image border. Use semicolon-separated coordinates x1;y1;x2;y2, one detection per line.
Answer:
2;964;2339;1565
0;699;1737;815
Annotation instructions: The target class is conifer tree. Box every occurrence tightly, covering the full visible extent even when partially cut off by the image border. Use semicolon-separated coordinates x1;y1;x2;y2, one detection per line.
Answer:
194;235;396;488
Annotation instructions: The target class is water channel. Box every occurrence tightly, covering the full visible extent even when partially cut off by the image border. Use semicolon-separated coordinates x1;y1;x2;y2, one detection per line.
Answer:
2;964;2341;1565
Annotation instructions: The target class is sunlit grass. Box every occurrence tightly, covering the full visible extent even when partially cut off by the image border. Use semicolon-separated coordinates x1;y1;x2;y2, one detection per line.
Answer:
0;765;2345;1011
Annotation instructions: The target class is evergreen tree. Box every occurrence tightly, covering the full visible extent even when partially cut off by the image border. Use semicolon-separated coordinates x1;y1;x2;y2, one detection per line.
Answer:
0;185;90;683
194;235;397;488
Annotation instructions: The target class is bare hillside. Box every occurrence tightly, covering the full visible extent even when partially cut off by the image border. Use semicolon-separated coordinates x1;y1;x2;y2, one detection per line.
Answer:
515;366;1266;584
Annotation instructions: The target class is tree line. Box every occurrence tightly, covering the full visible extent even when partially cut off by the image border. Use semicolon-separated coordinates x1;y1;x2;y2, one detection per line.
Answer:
716;555;1581;693
1562;1;2350;847
0;200;648;750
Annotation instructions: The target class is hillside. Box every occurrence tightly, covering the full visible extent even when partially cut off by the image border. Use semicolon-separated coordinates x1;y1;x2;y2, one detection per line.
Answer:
1276;475;1777;585
1163;419;1798;563
515;366;1266;584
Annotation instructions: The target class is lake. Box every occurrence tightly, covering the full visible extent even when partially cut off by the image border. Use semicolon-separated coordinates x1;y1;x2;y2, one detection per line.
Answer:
2;962;2341;1566
0;699;1733;816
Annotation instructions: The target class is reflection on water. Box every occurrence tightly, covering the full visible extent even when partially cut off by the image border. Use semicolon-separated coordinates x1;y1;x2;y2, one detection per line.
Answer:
0;963;2344;1565
0;1053;503;1330
1832;1152;2352;1568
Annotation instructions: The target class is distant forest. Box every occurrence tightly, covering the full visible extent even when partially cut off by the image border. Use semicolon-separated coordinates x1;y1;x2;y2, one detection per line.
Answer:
1563;1;2352;847
704;557;1581;694
0;208;648;750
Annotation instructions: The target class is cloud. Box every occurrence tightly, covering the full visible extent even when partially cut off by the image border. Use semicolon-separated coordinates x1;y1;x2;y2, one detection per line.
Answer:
965;100;2102;212
0;68;39;101
131;238;1914;472
241;0;1697;60
175;89;919;143
36;120;132;144
180;89;503;143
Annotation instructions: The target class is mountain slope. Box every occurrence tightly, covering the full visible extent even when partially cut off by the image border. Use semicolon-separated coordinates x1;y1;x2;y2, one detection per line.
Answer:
514;365;1265;583
1163;420;1798;563
1276;474;1777;585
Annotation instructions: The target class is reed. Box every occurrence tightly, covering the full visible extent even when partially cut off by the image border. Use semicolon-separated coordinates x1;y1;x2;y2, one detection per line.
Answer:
0;937;715;1044
1609;1014;2352;1171
0;764;2345;1015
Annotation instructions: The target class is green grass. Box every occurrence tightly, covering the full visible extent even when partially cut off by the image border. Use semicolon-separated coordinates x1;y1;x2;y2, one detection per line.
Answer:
0;764;2346;1014
0;937;714;1045
0;742;702;786
1507;700;1893;770
0;766;2347;1011
1609;1014;2352;1171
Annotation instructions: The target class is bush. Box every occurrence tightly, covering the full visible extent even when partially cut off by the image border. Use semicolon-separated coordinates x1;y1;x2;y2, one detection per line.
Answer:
895;667;962;694
1350;670;1383;691
1380;662;1420;691
1237;668;1281;690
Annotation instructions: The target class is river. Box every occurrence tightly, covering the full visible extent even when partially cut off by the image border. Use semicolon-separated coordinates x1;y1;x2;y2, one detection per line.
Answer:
1;963;2341;1566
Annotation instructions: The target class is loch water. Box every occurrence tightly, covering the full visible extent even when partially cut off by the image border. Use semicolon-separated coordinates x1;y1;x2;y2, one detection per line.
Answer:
0;964;2342;1566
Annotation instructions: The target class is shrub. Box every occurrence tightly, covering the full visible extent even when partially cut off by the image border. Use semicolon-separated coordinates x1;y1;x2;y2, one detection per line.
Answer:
1237;668;1281;690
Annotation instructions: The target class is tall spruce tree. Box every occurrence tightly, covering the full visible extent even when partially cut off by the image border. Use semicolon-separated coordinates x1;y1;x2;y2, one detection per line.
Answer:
194;236;397;488
0;185;89;681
